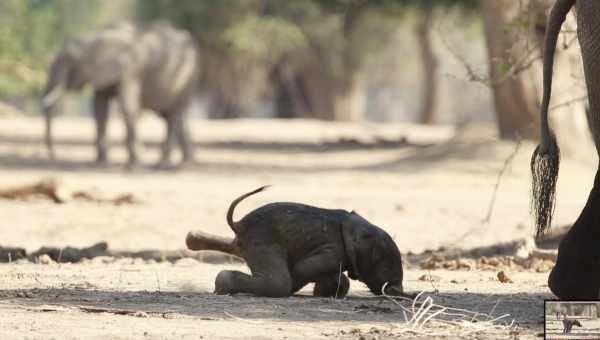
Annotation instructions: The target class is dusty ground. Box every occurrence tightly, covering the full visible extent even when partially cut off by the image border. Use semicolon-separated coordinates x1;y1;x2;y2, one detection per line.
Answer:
0;115;597;339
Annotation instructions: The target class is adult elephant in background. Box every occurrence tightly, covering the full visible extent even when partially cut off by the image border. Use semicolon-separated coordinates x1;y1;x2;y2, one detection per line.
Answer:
41;21;199;168
531;0;600;299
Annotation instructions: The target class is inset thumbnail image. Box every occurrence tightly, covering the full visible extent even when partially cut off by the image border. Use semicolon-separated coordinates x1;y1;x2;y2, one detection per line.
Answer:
545;301;600;339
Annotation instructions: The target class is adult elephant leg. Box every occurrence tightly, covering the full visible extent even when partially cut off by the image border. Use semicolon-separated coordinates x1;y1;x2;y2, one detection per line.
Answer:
548;2;600;299
118;78;141;166
214;245;292;297
157;113;176;168
175;112;193;165
93;89;111;165
549;166;600;299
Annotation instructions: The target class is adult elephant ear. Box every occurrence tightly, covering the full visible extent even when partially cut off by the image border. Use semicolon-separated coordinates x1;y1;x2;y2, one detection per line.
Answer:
341;211;375;281
80;22;140;89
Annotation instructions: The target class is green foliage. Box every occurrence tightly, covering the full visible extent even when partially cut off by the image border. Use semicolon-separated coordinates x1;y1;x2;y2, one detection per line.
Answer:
222;16;308;63
0;0;132;97
137;0;479;72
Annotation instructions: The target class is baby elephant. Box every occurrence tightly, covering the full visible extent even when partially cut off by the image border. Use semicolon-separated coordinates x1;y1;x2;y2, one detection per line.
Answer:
186;186;408;298
563;318;582;334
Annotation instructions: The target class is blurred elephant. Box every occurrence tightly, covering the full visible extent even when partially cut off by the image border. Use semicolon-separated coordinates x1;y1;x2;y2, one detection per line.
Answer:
41;21;199;167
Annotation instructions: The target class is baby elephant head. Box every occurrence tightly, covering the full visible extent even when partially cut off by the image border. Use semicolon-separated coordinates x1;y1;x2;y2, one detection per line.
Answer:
342;211;404;296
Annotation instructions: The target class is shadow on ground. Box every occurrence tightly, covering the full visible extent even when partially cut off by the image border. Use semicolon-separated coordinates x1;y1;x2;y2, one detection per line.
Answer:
0;134;507;174
0;287;548;327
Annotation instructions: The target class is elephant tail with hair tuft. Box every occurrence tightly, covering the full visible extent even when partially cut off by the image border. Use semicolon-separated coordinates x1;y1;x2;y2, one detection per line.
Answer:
227;186;270;233
531;0;575;238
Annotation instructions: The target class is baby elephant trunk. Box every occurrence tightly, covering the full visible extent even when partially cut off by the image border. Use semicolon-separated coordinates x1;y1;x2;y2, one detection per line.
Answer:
384;282;416;299
186;231;241;258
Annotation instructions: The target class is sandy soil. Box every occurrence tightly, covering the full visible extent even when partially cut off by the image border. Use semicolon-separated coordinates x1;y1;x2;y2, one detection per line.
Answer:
0;115;597;339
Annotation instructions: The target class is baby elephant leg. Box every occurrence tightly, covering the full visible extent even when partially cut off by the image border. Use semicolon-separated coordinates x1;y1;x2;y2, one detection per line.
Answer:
292;254;347;298
314;273;350;298
214;246;292;298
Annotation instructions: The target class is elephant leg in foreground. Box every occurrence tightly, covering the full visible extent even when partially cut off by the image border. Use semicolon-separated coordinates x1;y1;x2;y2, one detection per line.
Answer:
549;0;600;299
532;0;600;299
549;169;600;299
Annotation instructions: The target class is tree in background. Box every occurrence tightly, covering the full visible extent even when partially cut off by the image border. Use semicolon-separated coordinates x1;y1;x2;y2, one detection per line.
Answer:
0;0;131;99
481;0;589;148
138;1;296;119
401;0;479;124
138;0;479;122
480;0;549;139
137;0;378;120
2;0;586;145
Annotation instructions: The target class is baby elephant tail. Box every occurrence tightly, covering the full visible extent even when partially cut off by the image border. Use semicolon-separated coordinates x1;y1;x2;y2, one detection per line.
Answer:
227;185;270;233
186;231;241;258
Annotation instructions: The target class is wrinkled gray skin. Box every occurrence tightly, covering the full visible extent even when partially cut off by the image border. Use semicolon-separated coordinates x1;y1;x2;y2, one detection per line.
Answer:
531;0;600;299
41;22;199;167
186;187;408;298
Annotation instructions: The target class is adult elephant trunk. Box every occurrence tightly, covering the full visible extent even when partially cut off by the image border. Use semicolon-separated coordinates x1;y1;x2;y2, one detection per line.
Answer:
41;56;68;161
41;85;63;160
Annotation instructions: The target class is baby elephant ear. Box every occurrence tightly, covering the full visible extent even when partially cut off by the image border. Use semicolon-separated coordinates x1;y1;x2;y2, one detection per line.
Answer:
341;220;360;280
341;213;375;281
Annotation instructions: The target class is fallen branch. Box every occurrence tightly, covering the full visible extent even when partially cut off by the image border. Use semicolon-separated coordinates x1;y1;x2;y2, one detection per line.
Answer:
0;178;138;205
482;139;522;225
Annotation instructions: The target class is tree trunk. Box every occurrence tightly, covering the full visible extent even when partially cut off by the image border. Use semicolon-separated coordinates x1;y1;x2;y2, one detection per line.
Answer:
295;57;335;120
271;53;365;121
270;1;368;122
416;7;438;125
331;75;365;121
272;60;311;119
481;0;541;140
203;51;268;119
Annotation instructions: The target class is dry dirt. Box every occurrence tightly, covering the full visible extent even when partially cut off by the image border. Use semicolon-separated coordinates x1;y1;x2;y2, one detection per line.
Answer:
0;115;597;339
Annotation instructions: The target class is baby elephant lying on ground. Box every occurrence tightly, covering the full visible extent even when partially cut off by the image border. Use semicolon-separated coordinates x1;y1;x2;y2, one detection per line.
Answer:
186;186;408;298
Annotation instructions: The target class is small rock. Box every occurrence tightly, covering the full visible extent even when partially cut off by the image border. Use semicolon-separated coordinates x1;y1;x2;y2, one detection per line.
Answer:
418;274;442;282
174;258;199;267
114;258;135;265
450;279;467;284
13;259;31;265
132;258;146;265
133;311;149;318
457;259;474;270
37;254;55;265
497;271;513;283
486;258;500;266
91;256;116;264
